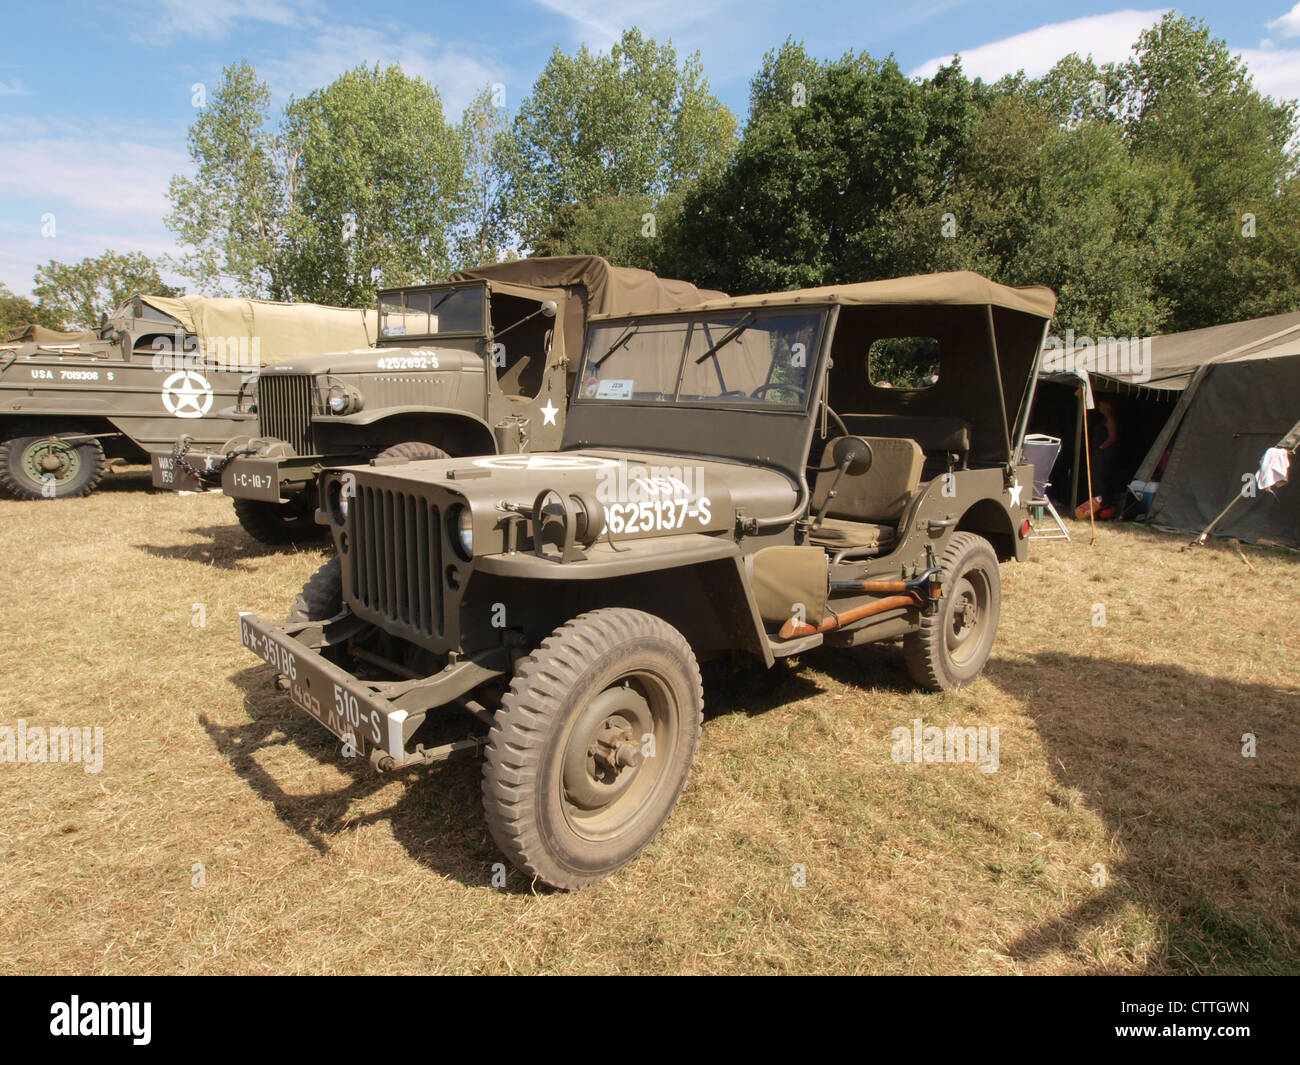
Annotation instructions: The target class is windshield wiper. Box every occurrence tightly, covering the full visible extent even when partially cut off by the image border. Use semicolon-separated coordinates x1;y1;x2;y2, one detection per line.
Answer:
591;322;640;368
694;312;755;364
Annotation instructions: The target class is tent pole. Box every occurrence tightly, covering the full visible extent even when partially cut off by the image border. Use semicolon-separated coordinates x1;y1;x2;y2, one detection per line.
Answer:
1081;385;1098;546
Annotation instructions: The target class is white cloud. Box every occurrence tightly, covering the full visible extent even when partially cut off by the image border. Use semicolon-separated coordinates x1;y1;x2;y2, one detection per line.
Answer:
910;9;1164;81
261;23;502;118
531;1;717;49
147;0;315;42
0;77;31;96
1267;3;1300;40
0;121;186;295
1240;47;1300;101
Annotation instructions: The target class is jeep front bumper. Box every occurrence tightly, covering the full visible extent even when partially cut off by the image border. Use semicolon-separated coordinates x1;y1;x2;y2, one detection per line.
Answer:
237;610;503;769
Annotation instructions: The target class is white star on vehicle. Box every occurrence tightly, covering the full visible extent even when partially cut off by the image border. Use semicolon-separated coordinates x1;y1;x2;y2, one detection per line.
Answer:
1008;480;1023;506
540;399;559;426
161;370;214;419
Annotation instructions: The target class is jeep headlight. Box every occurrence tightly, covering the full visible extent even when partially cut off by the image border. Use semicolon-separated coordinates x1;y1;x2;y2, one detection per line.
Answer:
327;384;362;415
449;505;474;560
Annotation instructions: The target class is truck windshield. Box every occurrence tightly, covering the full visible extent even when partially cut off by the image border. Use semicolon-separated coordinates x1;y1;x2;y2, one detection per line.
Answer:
379;286;485;338
576;309;824;408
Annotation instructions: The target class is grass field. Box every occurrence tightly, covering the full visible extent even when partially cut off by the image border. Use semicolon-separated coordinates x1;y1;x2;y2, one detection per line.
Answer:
1;467;1296;974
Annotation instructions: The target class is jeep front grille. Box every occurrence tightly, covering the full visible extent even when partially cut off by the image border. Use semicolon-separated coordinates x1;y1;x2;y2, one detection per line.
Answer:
351;484;444;642
256;374;315;455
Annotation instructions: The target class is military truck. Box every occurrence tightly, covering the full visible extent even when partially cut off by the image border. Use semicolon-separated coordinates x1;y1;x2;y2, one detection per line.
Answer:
154;256;719;544
0;295;372;500
236;271;1055;889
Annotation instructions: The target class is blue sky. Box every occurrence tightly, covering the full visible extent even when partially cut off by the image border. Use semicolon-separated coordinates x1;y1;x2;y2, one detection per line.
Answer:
2;1;1299;297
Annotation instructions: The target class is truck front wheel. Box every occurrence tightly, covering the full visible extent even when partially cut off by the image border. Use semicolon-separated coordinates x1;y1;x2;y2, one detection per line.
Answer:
482;608;703;890
0;424;107;500
233;496;327;545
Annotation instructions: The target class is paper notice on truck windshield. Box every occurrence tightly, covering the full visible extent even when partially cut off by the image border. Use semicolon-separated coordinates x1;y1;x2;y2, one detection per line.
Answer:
595;379;634;399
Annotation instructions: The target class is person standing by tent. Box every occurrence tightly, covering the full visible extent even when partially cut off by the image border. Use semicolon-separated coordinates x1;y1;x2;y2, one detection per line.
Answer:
1086;397;1123;517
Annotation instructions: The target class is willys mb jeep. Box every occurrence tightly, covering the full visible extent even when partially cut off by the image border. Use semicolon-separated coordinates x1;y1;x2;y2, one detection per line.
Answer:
237;271;1056;888
157;256;719;544
0;294;369;499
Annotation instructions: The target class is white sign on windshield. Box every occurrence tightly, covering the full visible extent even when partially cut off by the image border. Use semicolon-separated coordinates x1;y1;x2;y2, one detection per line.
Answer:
595;379;635;400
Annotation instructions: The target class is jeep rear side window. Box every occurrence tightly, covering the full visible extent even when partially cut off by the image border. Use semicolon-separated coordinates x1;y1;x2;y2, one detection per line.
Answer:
578;310;822;408
868;335;941;389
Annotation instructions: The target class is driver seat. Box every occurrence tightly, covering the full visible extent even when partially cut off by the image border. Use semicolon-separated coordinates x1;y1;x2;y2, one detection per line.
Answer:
809;436;924;551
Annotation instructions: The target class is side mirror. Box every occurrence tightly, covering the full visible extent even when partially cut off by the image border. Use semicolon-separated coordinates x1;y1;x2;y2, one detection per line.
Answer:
541;299;558;319
832;436;873;476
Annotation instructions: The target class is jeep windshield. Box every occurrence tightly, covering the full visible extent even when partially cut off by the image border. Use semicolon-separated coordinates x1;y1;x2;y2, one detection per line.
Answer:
379;285;486;338
576;309;824;408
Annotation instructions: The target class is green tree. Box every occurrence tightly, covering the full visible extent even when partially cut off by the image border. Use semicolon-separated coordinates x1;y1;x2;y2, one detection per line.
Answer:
31;251;178;331
503;28;736;257
661;46;978;293
454;84;514;268
0;283;67;335
1116;14;1300;328
165;61;283;297
276;64;464;305
883;89;1196;337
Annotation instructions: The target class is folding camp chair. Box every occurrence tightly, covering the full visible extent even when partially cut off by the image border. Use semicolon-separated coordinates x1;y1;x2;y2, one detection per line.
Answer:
1021;434;1071;541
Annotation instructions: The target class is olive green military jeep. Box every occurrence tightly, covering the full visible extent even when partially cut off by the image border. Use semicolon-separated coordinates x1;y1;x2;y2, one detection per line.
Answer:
238;271;1055;888
158;256;716;544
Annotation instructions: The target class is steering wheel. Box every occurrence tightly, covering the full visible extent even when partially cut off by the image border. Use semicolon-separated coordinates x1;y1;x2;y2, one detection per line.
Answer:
750;382;808;402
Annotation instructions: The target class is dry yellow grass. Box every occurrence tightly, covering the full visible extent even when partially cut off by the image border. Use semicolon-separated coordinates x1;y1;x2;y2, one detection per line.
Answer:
0;468;1296;974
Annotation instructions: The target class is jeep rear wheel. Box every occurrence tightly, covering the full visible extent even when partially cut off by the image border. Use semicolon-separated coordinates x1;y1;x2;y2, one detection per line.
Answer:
482;608;703;890
233;496;327;545
903;531;1001;691
0;425;106;500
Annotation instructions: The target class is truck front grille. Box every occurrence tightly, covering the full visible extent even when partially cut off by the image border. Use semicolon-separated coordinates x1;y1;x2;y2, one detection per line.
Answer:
256;374;315;455
351;484;444;642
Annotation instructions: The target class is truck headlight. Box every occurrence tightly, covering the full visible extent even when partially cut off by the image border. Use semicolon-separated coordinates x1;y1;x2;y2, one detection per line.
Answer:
327;384;361;414
449;505;474;559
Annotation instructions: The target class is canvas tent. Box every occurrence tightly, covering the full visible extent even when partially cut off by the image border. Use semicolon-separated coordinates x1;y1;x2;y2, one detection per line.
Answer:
1;324;98;346
134;294;375;365
1029;310;1300;547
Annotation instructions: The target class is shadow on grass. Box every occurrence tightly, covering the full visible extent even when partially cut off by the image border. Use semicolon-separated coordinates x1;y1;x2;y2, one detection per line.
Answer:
206;640;927;893
96;468;155;494
205;665;532;893
134;524;327;570
992;651;1300;974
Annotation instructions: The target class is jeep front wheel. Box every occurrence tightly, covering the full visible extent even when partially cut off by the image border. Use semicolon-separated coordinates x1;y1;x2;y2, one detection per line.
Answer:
903;531;1001;691
0;425;106;500
376;441;449;462
233;495;327;545
482;608;703;889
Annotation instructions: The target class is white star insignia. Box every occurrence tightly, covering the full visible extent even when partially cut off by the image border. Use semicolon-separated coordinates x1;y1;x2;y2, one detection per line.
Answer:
540;399;559;426
161;370;214;419
1008;480;1023;507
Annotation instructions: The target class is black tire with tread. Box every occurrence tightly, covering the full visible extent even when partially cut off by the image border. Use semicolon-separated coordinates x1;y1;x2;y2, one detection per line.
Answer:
482;608;703;890
0;424;106;500
287;557;343;623
377;441;449;462
233;496;327;545
903;531;1001;691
